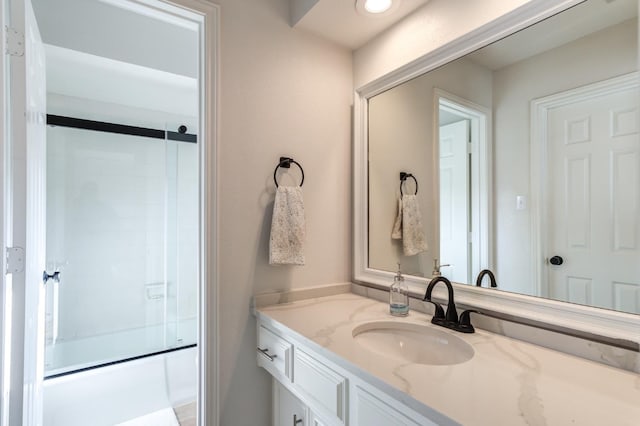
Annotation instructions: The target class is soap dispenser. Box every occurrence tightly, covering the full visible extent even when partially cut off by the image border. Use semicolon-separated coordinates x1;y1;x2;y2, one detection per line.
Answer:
389;263;409;316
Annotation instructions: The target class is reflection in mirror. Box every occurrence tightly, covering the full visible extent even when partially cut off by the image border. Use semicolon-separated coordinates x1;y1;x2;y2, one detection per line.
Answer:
367;0;639;314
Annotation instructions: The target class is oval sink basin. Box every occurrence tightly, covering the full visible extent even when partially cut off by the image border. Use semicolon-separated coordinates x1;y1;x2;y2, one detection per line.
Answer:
352;321;474;366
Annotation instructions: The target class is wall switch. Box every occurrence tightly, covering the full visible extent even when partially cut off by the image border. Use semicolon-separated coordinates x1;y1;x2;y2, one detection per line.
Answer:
516;195;527;210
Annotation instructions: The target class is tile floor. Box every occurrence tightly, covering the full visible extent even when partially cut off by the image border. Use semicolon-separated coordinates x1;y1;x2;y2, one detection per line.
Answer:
174;401;197;426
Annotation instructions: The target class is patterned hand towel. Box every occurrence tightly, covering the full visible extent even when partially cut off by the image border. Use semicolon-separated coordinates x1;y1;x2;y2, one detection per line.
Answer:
401;194;428;256
391;198;403;240
269;186;306;265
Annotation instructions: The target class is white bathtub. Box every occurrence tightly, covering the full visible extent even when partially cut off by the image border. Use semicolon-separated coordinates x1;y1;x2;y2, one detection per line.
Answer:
43;346;197;425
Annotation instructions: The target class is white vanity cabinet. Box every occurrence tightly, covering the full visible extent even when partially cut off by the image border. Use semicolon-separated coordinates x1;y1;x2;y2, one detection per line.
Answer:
257;320;437;426
308;411;331;426
273;380;306;426
273;380;335;426
352;386;428;426
258;324;294;383
293;348;347;424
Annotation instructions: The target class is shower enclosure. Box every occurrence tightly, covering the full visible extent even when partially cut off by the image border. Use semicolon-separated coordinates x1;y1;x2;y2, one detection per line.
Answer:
44;118;198;377
3;0;214;423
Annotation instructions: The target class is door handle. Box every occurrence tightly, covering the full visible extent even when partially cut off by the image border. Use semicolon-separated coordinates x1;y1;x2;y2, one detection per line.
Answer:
293;414;303;425
42;270;61;284
549;256;563;266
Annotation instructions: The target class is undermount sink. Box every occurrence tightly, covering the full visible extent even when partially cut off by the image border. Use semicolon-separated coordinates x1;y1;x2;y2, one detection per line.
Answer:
352;321;474;366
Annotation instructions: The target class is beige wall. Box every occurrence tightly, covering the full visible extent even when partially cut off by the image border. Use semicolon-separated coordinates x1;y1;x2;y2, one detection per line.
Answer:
215;0;596;423
214;0;352;424
368;57;492;278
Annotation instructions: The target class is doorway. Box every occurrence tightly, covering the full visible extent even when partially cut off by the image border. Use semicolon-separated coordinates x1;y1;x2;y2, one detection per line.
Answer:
1;0;218;424
436;90;491;284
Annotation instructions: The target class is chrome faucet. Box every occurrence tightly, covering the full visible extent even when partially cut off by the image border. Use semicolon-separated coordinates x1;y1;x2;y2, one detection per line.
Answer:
431;258;451;277
476;269;497;288
422;276;476;333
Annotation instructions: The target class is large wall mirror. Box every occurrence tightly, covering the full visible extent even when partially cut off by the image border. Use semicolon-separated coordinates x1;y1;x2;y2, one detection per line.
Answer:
356;0;640;337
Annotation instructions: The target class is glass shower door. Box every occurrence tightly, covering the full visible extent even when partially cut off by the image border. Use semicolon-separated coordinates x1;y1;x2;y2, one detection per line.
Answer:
44;123;198;377
163;135;199;352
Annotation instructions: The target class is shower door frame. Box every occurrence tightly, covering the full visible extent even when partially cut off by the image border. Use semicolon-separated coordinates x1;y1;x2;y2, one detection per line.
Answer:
0;0;220;425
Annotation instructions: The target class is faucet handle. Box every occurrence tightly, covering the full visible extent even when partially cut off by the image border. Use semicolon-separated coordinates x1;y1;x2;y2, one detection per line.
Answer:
424;300;445;320
457;309;478;333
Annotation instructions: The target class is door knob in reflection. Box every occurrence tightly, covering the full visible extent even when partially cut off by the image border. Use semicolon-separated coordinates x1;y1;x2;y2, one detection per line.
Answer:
549;256;564;266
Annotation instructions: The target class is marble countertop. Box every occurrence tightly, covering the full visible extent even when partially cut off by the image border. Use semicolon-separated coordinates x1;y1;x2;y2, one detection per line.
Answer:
256;292;640;426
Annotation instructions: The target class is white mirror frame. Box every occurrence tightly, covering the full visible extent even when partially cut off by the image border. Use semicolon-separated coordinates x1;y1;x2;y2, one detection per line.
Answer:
353;0;640;347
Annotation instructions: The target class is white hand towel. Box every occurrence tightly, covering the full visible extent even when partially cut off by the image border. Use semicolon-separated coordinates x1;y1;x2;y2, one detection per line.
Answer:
401;194;428;256
269;186;305;265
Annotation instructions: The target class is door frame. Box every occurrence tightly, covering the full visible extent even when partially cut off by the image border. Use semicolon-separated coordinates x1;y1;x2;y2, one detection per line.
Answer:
530;72;638;299
434;89;492;280
0;0;220;425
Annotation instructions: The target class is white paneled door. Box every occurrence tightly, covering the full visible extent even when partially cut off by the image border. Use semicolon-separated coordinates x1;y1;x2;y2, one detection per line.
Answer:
439;120;470;284
2;0;47;424
547;82;640;312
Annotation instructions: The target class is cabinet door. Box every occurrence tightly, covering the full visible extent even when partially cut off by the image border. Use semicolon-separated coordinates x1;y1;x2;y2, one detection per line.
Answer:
294;349;347;424
273;380;306;426
353;386;434;426
309;410;333;426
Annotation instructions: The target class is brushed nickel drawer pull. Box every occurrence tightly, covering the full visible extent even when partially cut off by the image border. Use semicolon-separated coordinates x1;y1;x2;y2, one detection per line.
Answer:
257;347;277;361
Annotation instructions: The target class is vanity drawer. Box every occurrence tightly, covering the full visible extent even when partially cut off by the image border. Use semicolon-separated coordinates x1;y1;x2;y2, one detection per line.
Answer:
294;349;347;424
257;325;293;382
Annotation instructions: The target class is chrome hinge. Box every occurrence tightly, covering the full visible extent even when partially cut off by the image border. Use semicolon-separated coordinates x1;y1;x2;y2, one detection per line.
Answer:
5;26;25;57
6;247;25;274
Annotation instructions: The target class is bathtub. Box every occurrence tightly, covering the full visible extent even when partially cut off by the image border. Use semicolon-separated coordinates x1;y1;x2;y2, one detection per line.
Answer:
43;345;197;425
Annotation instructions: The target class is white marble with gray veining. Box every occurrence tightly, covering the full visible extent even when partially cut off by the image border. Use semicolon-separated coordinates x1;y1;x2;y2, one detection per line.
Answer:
256;293;640;426
351;283;640;374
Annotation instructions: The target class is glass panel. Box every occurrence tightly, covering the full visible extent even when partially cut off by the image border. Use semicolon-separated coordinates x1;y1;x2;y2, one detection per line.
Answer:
44;125;197;376
174;140;198;347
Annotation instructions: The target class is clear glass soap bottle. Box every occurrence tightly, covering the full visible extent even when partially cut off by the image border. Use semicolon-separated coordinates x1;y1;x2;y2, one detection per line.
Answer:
389;263;409;316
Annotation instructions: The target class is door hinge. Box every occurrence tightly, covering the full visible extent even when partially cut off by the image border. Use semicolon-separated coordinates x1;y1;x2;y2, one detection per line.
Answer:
6;247;25;274
5;26;25;57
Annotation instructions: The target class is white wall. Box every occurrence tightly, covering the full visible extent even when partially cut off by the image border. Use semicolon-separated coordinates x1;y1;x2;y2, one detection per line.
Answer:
492;19;638;295
368;57;492;278
212;0;353;424
353;0;531;88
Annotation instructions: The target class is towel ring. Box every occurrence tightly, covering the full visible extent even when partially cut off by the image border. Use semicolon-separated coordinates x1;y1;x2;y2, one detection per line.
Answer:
274;157;305;187
399;172;418;196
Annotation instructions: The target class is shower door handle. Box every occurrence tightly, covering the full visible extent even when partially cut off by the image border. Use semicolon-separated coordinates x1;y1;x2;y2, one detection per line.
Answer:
42;270;61;285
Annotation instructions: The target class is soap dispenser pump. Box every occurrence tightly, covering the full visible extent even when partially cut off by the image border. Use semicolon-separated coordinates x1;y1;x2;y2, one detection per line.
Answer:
389;263;409;316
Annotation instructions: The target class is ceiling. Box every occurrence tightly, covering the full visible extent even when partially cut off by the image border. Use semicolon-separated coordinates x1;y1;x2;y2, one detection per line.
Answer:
291;0;431;49
32;0;198;78
467;0;637;71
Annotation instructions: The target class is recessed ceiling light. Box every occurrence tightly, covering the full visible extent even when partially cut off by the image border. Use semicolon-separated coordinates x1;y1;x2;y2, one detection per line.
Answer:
355;0;401;17
365;0;392;13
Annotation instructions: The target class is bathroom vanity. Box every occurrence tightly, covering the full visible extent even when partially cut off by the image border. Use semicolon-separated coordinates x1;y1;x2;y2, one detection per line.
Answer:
255;290;640;426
